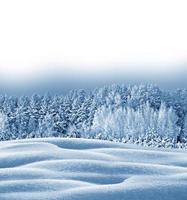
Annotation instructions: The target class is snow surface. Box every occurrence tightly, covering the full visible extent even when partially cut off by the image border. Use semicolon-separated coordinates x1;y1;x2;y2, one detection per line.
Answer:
0;138;187;200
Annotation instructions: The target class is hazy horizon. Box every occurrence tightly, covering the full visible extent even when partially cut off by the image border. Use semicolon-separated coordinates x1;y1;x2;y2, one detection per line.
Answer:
0;64;186;95
0;0;186;95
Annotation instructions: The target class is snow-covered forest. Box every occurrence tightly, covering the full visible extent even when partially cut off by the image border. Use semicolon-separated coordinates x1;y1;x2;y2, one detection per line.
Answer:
0;84;187;147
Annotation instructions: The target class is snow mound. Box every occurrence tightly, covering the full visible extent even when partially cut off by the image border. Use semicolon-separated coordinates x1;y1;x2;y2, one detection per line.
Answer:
0;138;187;200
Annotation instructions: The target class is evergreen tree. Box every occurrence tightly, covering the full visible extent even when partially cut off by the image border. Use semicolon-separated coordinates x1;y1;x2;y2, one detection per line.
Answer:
18;96;30;138
0;83;187;147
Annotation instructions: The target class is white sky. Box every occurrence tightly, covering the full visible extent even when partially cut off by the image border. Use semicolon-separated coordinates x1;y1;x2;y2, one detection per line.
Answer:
0;0;186;82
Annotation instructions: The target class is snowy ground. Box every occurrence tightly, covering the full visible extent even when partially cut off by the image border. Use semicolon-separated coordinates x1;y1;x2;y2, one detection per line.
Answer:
0;138;187;200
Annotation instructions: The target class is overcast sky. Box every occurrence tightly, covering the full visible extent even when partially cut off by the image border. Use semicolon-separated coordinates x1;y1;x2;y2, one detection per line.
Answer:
0;0;186;94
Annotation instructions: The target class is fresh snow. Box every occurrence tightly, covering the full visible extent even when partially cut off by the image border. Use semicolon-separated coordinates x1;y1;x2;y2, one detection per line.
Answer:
0;138;187;200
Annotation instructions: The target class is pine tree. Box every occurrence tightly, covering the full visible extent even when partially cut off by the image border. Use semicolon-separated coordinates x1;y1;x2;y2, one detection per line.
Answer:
0;113;6;140
28;94;42;136
18;96;30;138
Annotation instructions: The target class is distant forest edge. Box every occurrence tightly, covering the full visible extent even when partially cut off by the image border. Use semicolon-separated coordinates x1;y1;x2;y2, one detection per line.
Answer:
0;84;187;148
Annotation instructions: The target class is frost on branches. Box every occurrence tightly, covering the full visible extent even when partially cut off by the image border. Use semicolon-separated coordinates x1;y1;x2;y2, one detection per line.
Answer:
0;84;187;148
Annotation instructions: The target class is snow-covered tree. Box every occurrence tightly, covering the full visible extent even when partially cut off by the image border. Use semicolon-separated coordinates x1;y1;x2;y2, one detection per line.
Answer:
0;113;5;132
184;114;187;138
91;101;179;142
0;113;10;140
18;96;30;138
0;83;186;147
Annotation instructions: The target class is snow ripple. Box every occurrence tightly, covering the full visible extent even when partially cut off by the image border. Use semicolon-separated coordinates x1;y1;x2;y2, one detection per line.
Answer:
0;138;187;200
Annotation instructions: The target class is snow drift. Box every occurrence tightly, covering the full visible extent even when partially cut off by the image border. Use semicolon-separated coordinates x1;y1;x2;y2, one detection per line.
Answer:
0;138;187;200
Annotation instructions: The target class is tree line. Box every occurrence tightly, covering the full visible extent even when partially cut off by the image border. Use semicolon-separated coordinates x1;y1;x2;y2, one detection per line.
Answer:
0;84;186;144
